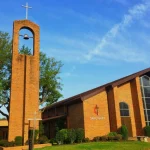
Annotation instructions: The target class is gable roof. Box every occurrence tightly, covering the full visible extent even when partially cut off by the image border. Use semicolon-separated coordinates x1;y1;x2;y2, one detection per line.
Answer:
44;67;150;110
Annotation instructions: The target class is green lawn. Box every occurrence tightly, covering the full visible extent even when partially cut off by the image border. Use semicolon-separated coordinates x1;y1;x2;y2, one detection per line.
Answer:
35;142;150;150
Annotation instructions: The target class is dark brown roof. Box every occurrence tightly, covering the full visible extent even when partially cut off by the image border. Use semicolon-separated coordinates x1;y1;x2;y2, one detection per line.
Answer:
44;67;150;110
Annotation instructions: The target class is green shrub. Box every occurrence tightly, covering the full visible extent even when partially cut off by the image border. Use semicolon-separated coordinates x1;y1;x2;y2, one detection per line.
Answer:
120;125;128;140
28;129;39;142
75;128;84;143
15;136;22;146
107;132;118;141
108;132;117;136
35;130;39;141
101;135;108;141
67;129;76;144
83;137;90;143
0;140;7;147
60;129;68;143
55;130;65;145
8;141;15;147
93;136;100;142
38;135;49;144
49;138;57;145
39;122;44;136
114;134;122;141
108;136;115;141
144;126;150;137
0;140;15;147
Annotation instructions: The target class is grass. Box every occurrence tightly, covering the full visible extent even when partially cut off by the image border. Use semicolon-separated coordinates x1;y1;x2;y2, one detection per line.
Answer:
35;141;150;150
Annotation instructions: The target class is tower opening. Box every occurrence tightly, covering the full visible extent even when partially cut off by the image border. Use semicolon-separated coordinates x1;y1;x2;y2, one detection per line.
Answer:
19;28;34;55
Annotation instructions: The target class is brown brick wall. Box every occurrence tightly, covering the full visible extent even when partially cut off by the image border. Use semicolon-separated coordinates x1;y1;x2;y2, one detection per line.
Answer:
113;87;122;130
135;77;146;129
41;76;146;139
8;20;40;143
130;78;145;135
83;91;110;139
115;82;136;136
106;78;146;137
106;87;117;132
68;102;84;129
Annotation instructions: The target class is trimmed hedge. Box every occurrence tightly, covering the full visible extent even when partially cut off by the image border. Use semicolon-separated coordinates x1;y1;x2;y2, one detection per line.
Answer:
93;136;100;142
75;128;84;143
0;140;15;147
67;129;76;144
101;135;108;141
83;137;90;143
55;130;65;145
38;135;49;144
93;133;122;142
14;136;22;146
0;134;49;147
114;134;122;141
55;128;84;145
108;132;117;136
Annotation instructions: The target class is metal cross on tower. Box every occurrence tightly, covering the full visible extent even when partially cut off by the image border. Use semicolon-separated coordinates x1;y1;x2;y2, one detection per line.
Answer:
22;2;32;19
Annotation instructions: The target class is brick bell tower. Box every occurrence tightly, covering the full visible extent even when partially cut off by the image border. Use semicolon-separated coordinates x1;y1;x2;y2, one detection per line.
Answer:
8;19;40;144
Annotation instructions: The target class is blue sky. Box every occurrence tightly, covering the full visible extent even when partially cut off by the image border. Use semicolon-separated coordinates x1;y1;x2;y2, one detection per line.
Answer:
0;0;150;102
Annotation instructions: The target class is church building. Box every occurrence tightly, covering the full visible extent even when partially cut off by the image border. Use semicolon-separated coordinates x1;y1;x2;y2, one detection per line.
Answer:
42;68;150;139
0;68;150;140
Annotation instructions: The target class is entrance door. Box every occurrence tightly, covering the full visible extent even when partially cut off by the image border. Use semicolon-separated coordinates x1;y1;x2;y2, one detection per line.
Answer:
121;117;132;137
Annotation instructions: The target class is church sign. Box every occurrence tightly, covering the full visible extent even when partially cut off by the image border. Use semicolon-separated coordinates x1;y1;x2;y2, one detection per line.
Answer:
90;105;105;120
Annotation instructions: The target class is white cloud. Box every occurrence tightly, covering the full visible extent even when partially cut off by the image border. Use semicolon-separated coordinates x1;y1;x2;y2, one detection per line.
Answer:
62;66;77;77
85;1;150;63
140;19;150;28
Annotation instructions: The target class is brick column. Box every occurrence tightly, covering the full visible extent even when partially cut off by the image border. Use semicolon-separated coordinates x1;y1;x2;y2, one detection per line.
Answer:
113;87;122;129
8;20;40;144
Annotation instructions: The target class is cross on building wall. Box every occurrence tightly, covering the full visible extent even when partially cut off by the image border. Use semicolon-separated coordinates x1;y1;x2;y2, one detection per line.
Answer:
94;105;99;116
22;2;32;19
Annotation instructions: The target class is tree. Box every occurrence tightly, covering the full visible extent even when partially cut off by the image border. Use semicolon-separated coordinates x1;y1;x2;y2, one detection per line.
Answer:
0;31;12;120
0;31;63;119
40;52;63;105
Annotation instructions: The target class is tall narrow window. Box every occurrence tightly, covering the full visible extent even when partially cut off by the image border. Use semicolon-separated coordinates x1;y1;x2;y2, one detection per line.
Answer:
119;102;129;117
140;75;150;126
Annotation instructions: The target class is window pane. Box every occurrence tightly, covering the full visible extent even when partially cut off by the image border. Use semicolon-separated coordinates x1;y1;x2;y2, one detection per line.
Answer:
148;116;150;121
147;110;150;116
119;102;128;109
142;76;150;86
144;110;148;121
119;103;124;109
146;103;150;109
145;98;150;103
123;103;128;109
143;87;150;97
124;110;129;116
120;110;129;117
120;110;123;116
